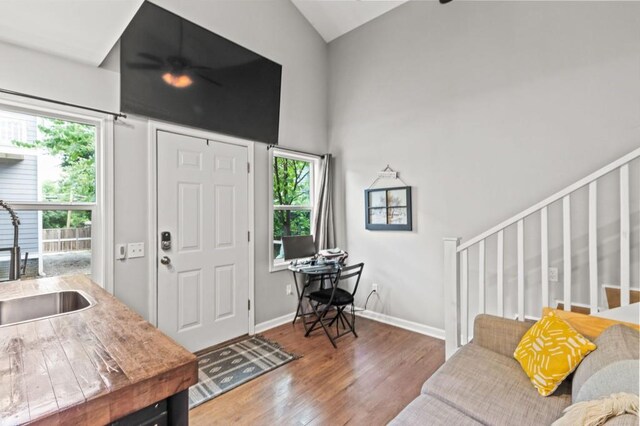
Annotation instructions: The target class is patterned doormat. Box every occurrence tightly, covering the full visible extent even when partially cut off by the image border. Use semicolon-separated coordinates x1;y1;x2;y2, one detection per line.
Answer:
189;335;300;409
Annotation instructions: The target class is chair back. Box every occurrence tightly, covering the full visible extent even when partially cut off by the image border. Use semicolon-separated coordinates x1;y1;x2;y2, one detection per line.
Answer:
335;263;365;297
282;235;316;261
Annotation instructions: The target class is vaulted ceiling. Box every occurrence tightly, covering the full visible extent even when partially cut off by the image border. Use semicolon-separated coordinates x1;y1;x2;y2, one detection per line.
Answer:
0;0;406;67
0;0;143;66
291;0;407;43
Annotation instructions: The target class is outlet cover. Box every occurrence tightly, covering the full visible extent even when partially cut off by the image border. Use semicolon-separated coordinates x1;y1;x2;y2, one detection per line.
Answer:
127;242;145;259
549;267;559;283
372;283;379;292
286;284;292;295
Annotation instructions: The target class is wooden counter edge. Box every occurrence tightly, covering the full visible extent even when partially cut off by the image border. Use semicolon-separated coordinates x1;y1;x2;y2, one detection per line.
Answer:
30;358;198;426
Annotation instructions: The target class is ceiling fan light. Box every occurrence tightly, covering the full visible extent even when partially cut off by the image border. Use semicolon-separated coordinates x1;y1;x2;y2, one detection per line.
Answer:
162;72;193;88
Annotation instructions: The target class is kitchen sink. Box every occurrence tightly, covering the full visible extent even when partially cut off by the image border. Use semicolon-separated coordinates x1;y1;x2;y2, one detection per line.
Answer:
0;290;96;327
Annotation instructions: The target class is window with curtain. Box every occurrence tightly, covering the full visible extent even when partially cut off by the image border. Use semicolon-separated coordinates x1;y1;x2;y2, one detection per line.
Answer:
269;149;319;270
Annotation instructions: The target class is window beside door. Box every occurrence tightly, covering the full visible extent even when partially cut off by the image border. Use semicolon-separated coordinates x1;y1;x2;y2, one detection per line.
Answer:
0;108;97;280
269;149;319;271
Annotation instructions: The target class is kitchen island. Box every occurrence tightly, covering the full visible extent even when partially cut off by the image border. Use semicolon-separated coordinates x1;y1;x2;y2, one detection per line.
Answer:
0;275;197;425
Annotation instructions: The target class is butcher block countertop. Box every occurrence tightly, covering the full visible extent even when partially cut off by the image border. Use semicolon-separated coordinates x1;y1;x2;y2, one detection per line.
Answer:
0;275;197;425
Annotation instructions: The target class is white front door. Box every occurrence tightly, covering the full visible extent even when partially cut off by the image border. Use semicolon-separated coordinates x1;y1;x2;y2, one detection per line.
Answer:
157;130;249;352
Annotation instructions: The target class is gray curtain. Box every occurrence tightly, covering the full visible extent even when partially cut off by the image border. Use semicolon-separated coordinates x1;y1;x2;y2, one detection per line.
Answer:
313;154;335;251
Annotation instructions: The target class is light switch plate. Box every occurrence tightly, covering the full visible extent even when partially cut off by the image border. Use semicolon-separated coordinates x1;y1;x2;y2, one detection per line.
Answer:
127;242;145;259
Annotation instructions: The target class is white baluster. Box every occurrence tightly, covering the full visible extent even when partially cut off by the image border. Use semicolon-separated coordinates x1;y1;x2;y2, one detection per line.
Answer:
620;165;630;306
497;230;504;317
461;249;468;344
541;207;549;308
478;240;485;315
563;196;572;311
517;220;525;321
589;181;598;313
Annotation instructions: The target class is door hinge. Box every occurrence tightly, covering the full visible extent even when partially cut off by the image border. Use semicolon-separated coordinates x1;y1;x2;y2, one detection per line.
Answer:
248;231;250;242
248;299;251;311
247;162;250;173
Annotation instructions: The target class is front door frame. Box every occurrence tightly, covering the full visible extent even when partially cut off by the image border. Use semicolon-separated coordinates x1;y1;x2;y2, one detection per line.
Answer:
147;120;255;336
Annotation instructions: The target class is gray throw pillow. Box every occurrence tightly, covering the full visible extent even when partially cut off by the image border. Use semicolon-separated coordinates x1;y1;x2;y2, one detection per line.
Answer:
573;359;640;403
572;324;640;402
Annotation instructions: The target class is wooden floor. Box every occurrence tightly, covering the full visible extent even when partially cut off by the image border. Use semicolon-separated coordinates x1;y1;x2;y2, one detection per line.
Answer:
189;317;445;426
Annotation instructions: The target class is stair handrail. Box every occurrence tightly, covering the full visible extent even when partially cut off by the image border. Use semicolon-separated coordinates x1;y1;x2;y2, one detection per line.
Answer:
444;146;640;359
458;147;640;252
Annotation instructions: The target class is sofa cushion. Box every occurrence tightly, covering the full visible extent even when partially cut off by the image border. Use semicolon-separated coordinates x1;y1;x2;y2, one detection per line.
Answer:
572;324;640;403
424;343;572;426
514;311;596;396
388;394;482;426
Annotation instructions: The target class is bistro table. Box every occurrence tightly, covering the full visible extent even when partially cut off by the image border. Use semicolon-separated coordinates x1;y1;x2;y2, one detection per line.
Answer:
288;261;341;332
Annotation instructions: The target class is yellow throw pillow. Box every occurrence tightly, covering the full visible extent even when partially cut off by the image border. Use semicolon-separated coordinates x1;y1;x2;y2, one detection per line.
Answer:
514;311;597;396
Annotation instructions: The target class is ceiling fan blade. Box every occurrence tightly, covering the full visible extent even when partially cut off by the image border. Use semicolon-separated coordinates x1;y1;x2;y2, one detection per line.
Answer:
194;71;222;87
127;62;163;70
189;65;214;71
137;52;164;64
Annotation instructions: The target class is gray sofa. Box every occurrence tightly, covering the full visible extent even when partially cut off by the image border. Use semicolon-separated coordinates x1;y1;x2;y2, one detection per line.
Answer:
390;314;639;425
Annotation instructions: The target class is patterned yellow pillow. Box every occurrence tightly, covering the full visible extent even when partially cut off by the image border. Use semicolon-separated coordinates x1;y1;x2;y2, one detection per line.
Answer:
514;311;596;396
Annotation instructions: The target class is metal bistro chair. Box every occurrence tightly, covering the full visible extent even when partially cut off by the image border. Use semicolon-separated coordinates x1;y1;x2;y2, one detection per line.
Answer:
304;262;364;348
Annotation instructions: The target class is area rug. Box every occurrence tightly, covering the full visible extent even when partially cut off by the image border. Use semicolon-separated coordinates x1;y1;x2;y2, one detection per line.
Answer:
188;335;300;409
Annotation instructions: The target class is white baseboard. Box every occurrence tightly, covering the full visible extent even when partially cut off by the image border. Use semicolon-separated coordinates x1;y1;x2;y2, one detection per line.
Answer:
254;308;446;340
355;308;445;340
254;311;296;333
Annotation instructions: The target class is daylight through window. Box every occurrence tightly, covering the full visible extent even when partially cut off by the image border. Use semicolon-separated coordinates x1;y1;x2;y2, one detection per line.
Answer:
270;150;318;268
0;108;96;281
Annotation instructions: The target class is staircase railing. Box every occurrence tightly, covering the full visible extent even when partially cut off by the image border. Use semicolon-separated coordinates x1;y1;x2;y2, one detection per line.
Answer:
443;147;640;359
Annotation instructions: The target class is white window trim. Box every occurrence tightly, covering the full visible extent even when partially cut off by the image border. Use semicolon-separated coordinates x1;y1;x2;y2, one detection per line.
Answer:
268;148;320;272
0;96;114;293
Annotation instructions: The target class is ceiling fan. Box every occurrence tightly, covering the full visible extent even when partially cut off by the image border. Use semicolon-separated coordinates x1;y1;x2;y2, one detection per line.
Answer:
126;15;222;89
127;52;222;88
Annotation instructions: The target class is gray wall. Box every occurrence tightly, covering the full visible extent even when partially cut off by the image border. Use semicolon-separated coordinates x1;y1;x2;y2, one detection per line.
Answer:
328;1;640;330
0;0;327;323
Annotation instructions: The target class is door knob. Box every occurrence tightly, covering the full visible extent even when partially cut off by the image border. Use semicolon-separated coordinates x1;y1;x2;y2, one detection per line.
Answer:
160;256;171;265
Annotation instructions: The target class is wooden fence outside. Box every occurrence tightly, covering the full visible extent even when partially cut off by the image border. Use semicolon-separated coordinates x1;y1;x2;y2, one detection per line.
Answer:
42;227;92;253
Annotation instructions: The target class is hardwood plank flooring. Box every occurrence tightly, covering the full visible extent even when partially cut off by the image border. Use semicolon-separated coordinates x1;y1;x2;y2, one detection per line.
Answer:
189;318;445;425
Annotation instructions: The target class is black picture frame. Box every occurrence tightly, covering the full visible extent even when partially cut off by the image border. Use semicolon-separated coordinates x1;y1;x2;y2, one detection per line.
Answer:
364;186;412;231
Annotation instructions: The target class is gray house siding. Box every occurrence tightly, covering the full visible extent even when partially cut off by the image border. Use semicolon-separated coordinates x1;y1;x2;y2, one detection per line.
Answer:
0;154;39;257
0;110;40;276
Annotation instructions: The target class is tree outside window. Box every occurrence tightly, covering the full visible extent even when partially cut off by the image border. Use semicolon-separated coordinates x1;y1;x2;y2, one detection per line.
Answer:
272;154;314;262
13;118;96;228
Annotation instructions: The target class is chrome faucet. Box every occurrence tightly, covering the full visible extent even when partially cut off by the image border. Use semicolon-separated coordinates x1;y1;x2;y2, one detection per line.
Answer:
0;200;20;281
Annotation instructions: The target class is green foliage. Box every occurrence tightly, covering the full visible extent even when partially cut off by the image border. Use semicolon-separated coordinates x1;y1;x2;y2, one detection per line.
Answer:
272;157;311;241
13;118;95;229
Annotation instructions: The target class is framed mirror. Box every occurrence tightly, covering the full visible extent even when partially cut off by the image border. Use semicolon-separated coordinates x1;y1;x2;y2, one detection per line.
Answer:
364;186;412;231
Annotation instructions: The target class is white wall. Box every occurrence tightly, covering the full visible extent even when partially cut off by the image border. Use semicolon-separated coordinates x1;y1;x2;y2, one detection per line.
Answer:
0;41;118;111
0;0;328;324
328;1;640;330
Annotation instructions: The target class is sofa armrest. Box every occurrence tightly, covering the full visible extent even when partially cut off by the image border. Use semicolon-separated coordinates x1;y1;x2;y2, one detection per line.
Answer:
473;314;534;358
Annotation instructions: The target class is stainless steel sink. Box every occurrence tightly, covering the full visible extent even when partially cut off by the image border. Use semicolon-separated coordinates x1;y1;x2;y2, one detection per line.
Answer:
0;290;96;327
